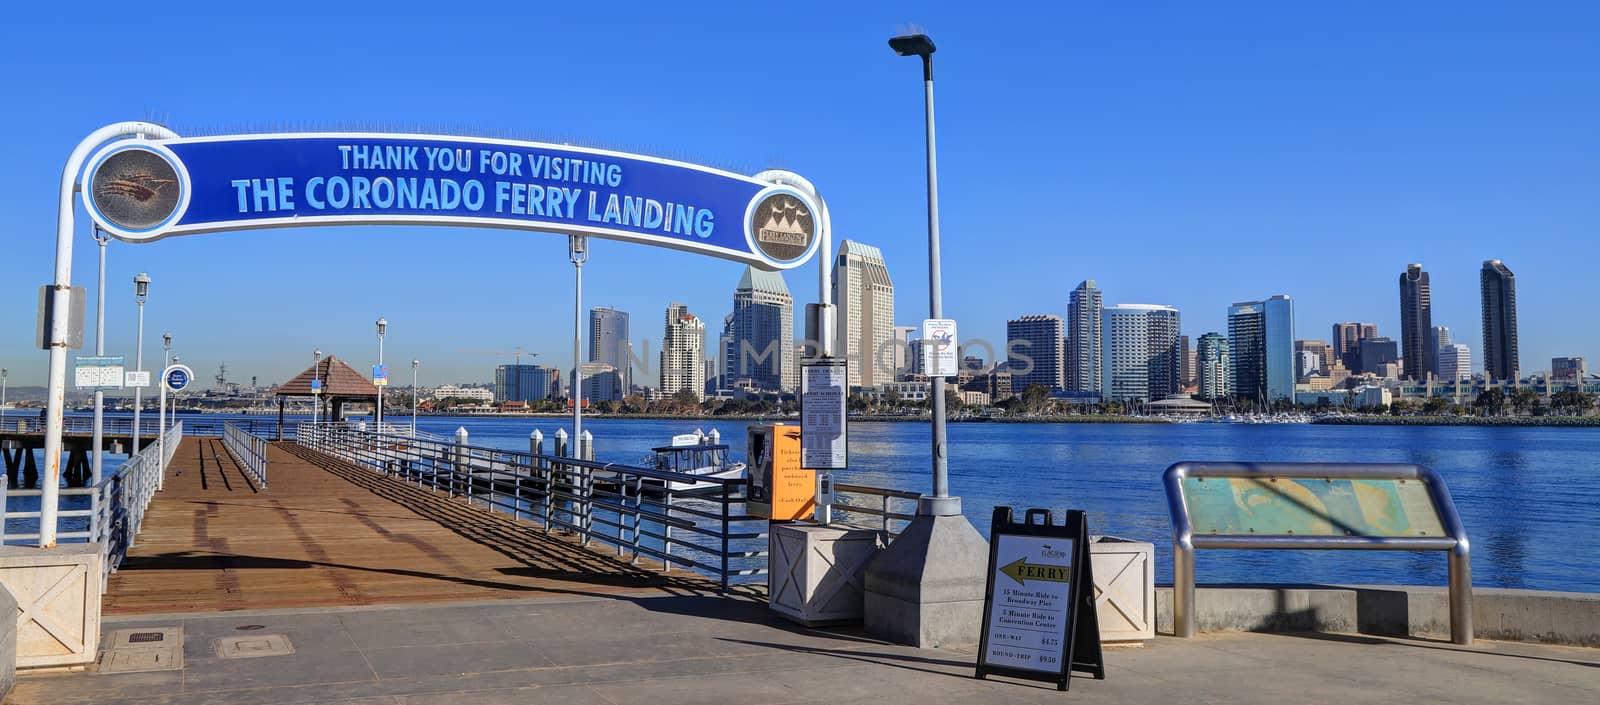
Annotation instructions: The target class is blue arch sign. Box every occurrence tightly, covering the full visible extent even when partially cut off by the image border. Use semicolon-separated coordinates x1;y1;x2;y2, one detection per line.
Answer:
81;133;822;270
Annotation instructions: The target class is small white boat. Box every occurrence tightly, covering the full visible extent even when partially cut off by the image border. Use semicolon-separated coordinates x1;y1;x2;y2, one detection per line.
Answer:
643;430;747;493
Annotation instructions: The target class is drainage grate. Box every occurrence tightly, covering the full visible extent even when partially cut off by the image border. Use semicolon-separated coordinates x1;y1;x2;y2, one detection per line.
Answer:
127;632;165;644
216;634;295;659
106;627;184;651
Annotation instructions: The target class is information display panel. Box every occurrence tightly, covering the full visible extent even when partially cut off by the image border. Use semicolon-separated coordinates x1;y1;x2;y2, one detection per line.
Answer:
1180;476;1446;538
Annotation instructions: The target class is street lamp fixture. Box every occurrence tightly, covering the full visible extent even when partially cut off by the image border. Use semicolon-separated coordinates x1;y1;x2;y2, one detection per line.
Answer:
131;272;151;455
313;349;323;426
375;317;387;427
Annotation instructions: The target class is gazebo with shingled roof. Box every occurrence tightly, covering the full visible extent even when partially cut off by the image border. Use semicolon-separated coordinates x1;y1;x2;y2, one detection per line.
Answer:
275;355;380;437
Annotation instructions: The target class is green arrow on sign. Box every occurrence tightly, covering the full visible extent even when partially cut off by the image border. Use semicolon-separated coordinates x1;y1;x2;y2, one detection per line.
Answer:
1000;557;1071;586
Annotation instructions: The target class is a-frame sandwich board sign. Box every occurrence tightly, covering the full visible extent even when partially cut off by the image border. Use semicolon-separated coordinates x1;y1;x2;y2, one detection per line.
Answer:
975;507;1106;691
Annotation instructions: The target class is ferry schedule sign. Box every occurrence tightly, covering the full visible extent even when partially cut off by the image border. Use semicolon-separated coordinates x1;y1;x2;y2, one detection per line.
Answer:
976;507;1104;692
79;133;821;271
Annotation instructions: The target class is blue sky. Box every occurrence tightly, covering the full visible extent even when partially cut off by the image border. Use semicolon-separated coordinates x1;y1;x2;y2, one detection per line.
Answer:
1;2;1596;388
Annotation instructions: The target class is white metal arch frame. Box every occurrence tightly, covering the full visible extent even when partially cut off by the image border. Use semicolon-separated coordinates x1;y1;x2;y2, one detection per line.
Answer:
38;124;835;547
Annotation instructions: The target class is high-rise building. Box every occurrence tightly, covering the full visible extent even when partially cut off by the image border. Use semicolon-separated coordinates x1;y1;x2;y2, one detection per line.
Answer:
1101;304;1181;402
1439;344;1471;382
588;307;631;400
1179;335;1194;388
893;325;916;379
1399;263;1434;381
1358;337;1399;373
727;266;796;391
1295;340;1333;381
1066;280;1103;394
1431;325;1452;379
1196;332;1230;400
494;364;557;402
1331;322;1379;372
1229;295;1295;402
1481;259;1520;382
716;313;735;390
1553;356;1587;382
1006;315;1065;393
659;303;705;400
833;240;895;389
575;362;621;403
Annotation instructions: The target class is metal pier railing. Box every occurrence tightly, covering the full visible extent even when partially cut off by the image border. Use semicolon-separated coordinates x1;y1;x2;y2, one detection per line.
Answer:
222;423;270;489
1;421;182;581
295;422;767;591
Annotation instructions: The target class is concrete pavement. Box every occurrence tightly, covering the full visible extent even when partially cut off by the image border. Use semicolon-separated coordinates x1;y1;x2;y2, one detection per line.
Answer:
13;593;1598;705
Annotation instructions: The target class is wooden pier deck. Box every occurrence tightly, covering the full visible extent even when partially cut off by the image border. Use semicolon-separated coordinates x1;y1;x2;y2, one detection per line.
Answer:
104;437;704;615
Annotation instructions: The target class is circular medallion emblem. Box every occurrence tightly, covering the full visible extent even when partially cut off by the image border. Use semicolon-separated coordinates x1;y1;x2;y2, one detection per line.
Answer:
88;147;183;232
748;191;815;264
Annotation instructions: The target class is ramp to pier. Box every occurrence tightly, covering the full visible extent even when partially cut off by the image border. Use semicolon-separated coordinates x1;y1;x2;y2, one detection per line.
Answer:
104;438;700;615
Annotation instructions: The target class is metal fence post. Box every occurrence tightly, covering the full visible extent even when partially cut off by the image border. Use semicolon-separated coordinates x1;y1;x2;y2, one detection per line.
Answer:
579;430;593;547
720;481;731;594
454;427;469;500
553;429;568;534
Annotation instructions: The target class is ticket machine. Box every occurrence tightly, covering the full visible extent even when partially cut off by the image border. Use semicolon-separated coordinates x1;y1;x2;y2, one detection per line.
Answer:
746;424;815;520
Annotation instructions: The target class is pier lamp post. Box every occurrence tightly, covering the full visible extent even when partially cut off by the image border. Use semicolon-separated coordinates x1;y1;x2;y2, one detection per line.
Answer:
569;235;587;456
889;31;957;517
313;350;323;426
131;273;150;457
860;31;989;648
411;359;420;435
91;227;110;485
375;317;387;429
160;333;172;436
1;368;8;423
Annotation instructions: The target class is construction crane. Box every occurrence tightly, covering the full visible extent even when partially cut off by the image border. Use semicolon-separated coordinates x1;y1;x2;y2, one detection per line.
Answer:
458;347;538;366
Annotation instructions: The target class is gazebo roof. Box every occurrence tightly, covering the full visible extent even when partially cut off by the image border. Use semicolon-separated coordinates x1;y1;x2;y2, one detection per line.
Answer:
276;356;379;398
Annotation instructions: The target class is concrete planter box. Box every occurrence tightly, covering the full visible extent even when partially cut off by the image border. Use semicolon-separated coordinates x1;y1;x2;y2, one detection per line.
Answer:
1091;536;1155;642
769;524;885;626
0;545;103;668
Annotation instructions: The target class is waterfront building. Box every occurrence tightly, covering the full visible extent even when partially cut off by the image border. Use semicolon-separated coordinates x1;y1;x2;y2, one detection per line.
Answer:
1066;280;1103;394
1196;332;1230;400
1006;314;1065;393
893;325;916;378
1398;263;1434;381
1102;304;1181;403
1229;295;1295;402
1331;322;1379;372
833;240;895;389
859;380;930;402
1432;325;1452;379
432;384;495;405
1439;343;1471;382
1358;337;1399;374
987;369;1013;401
716;313;735;390
494;364;557;402
1295;339;1333;381
1297;350;1322;382
1481;259;1520;382
659;303;705;400
576;362;621;403
1553;356;1587;382
1179;335;1194;388
728;266;796;391
587;307;631;399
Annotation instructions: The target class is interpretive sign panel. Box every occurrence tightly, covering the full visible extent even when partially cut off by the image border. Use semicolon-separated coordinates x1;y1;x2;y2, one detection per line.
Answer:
1180;476;1446;538
74;356;125;392
124;371;151;388
800;361;847;469
81;134;821;270
977;507;1104;691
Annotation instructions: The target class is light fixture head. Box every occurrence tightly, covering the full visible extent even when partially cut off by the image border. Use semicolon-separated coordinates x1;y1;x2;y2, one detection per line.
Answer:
134;272;151;300
376;317;388;336
889;33;936;57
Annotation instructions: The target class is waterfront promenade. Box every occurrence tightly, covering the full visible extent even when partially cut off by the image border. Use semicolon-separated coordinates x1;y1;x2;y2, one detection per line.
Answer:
15;594;1599;704
104;438;700;615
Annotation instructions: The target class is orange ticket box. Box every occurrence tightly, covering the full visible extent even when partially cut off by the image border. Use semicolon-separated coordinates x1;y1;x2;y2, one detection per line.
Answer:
747;424;815;520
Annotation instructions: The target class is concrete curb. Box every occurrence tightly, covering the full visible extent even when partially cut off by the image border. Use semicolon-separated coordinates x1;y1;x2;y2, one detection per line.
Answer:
1155;585;1600;647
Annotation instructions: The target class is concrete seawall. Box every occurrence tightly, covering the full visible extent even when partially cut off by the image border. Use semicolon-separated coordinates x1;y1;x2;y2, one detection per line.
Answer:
1156;585;1600;646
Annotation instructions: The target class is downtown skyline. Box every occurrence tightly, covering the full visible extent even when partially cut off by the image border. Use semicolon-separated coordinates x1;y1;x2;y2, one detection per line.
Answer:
1;5;1596;388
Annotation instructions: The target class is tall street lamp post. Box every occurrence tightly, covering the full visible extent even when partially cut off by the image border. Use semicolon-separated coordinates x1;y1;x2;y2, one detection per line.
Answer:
411;359;420;435
569;235;587;456
131;273;150;456
1;368;8;423
860;32;989;649
889;31;958;518
160;333;171;435
375;317;387;428
91;228;110;485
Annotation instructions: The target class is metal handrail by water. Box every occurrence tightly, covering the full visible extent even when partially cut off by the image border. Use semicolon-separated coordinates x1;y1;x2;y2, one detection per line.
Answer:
294;422;766;591
222;423;270;489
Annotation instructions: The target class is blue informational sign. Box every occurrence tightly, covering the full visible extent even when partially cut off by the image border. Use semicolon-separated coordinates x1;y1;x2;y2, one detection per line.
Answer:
165;366;191;392
310;379;323;392
81;133;822;270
